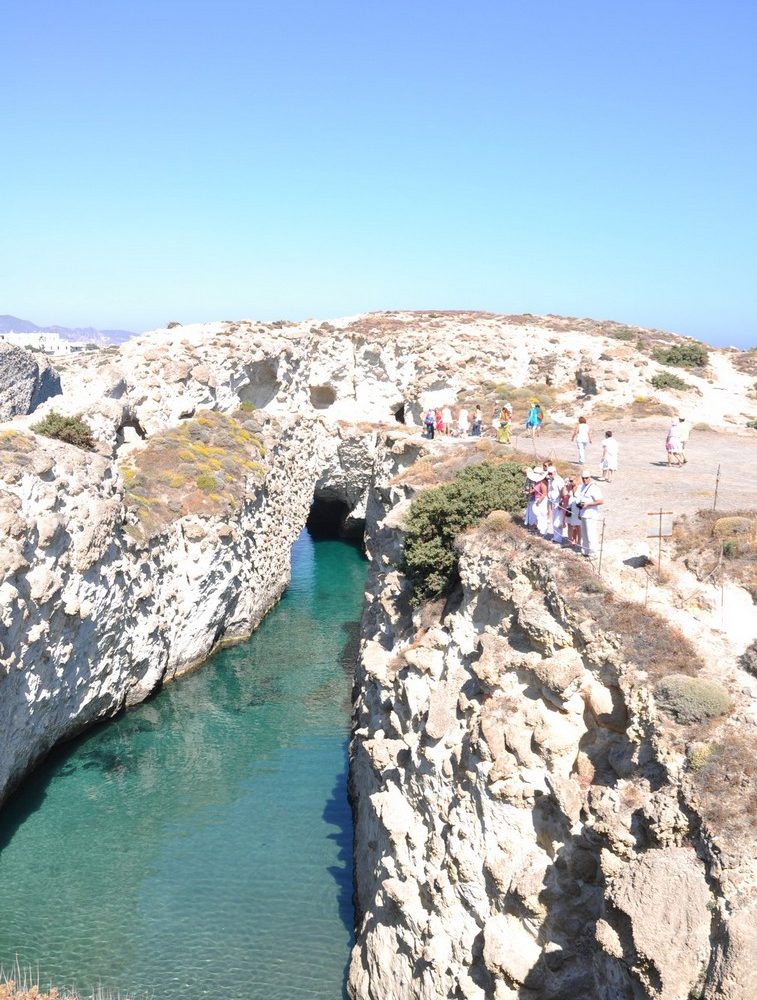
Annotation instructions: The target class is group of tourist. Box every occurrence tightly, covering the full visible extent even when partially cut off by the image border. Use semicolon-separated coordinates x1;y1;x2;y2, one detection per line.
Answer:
524;464;604;558
570;414;690;473
423;399;546;443
492;400;544;443
422;405;484;438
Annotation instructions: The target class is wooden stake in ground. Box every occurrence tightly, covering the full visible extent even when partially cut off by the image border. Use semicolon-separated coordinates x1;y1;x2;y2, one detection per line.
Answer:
647;508;674;577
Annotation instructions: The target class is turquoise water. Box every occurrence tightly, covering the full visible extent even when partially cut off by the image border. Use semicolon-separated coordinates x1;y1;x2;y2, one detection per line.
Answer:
0;532;367;1000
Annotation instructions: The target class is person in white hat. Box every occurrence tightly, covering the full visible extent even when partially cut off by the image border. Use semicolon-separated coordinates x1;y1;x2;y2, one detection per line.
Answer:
525;467;549;535
545;465;565;542
574;470;604;557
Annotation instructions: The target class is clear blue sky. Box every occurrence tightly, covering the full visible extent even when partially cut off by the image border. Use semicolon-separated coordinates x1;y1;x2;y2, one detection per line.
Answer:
1;1;755;346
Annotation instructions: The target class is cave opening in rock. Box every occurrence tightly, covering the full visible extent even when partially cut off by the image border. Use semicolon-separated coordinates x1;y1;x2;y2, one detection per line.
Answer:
306;496;364;542
116;417;147;446
393;404;406;424
309;385;337;409
238;359;280;410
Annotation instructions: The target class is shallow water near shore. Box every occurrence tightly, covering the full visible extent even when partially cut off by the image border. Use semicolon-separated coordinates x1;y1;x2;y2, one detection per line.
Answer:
0;531;367;1000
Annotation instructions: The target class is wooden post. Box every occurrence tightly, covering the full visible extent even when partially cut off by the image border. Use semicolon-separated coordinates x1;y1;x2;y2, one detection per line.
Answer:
713;464;721;511
597;519;606;577
647;508;673;579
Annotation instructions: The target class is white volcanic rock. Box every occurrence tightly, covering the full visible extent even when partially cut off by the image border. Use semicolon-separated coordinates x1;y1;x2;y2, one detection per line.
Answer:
0;413;378;805
347;442;754;1000
26;311;757;451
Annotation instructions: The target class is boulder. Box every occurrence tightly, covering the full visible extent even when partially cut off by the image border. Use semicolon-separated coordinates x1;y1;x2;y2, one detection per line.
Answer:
0;342;61;419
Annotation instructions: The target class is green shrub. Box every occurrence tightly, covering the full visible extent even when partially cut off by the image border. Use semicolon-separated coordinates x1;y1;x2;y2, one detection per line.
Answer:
403;461;524;603
611;327;636;341
650;371;689;391
652;342;709;369
31;411;94;450
196;472;220;492
653;675;731;725
688;743;716;771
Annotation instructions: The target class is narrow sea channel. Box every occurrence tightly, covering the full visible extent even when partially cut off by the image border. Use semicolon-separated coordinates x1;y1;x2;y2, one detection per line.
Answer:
0;530;368;1000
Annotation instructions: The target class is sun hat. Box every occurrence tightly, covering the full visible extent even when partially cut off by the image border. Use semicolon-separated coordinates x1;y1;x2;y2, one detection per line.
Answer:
546;464;556;473
581;469;592;478
527;467;547;482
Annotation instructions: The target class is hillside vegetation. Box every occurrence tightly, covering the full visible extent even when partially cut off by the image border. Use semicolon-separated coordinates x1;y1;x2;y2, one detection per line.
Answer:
120;407;266;540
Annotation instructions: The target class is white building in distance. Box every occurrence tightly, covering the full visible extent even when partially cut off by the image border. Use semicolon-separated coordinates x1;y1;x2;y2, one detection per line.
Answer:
0;331;91;354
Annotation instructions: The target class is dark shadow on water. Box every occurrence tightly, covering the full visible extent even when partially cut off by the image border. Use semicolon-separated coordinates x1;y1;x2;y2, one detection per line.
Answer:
0;710;128;854
339;620;361;673
322;745;354;1000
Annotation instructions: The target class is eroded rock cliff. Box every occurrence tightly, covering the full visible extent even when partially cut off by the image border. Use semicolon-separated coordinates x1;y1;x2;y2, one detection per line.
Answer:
0;343;61;420
0;412;378;805
348;435;755;1000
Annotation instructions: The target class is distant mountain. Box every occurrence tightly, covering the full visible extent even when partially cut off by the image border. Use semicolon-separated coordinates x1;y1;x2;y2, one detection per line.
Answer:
0;315;136;345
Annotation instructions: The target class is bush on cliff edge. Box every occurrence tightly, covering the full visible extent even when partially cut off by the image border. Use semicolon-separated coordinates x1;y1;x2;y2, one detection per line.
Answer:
30;411;94;450
404;460;523;603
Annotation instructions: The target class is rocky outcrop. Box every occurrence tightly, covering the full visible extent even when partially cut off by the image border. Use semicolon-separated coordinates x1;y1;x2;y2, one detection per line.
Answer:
0;413;377;806
347;440;755;1000
0;342;61;420
41;311;757;440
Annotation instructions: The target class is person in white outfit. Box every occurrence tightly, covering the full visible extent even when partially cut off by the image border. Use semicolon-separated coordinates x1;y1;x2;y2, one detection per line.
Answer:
575;469;604;558
571;416;591;464
457;407;469;436
545;465;565;541
665;421;683;466
677;416;690;463
600;431;619;482
441;405;453;435
525;468;549;535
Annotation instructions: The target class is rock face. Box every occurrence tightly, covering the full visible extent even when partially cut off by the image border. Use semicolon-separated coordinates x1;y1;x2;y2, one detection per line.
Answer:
347;438;755;1000
0;342;61;419
0;411;378;805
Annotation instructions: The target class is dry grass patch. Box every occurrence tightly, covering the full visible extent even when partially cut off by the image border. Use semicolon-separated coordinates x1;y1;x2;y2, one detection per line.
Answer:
731;347;757;377
0;430;35;454
689;727;757;839
673;509;757;599
629;396;676;418
120;408;266;539
394;440;504;488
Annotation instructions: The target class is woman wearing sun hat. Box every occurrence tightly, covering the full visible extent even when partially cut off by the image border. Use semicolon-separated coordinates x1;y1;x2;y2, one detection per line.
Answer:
575;470;604;558
545;465;565;541
525;467;549;535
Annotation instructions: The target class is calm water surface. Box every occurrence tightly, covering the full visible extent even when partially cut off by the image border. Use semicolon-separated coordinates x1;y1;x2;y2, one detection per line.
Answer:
0;532;367;1000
